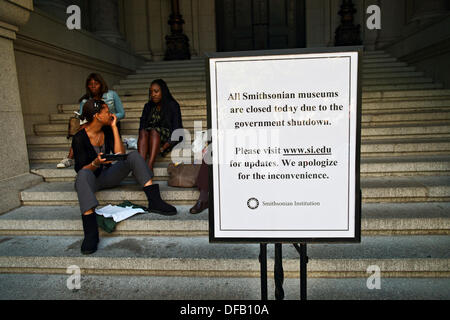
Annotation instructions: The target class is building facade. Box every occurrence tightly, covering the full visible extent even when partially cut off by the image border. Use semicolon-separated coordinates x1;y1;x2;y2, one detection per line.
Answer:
1;0;450;213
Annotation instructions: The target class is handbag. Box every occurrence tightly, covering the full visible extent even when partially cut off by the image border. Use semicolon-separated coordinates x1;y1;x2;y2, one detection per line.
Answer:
67;112;81;139
167;162;201;188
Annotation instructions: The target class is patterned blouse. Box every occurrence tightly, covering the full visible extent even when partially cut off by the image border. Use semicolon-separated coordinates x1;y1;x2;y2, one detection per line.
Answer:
146;107;170;144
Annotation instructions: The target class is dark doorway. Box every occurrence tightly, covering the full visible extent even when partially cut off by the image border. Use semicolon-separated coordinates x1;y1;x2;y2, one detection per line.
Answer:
216;0;306;52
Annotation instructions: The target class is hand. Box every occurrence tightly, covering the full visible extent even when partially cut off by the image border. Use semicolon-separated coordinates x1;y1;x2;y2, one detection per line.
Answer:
94;153;112;166
110;113;118;128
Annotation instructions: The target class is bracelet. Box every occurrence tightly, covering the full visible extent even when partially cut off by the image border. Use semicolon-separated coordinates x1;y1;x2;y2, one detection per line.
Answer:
91;161;99;168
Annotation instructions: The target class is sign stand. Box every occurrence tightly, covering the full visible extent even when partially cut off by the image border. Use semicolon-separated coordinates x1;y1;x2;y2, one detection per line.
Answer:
293;243;309;300
259;243;309;301
259;243;268;300
207;47;363;301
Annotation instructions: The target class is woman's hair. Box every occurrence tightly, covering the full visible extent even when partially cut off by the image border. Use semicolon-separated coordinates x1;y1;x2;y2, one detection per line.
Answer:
79;73;109;102
149;79;177;127
149;78;175;102
79;99;106;123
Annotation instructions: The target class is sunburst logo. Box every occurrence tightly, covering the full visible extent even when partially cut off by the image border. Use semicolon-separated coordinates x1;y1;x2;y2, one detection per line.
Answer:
247;197;259;210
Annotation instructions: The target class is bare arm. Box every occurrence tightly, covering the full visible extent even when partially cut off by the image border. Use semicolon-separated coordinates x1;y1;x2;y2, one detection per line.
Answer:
111;114;125;154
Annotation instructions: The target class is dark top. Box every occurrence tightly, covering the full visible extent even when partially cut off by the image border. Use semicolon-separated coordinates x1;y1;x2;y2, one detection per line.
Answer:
72;126;115;177
139;100;183;147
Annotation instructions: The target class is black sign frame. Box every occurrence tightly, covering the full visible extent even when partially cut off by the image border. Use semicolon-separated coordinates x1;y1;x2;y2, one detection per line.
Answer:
206;46;362;244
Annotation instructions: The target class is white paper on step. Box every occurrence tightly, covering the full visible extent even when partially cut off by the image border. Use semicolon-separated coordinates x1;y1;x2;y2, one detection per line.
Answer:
96;204;145;222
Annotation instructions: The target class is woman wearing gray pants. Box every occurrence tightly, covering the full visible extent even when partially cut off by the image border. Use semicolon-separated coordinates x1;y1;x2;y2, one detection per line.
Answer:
72;99;177;255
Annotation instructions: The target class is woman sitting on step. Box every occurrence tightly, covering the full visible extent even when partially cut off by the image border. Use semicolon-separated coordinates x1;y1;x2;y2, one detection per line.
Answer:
57;73;125;168
138;79;183;171
73;99;176;255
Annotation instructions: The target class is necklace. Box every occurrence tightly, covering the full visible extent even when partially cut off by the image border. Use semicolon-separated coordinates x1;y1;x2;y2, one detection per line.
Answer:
87;129;103;146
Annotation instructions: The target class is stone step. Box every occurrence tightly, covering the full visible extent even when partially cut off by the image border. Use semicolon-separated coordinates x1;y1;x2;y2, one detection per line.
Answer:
361;57;398;63
49;106;450;126
363;99;450;112
362;138;450;157
127;74;206;82
142;60;205;67
57;100;450;120
27;138;450;163
361;71;424;79
49;110;206;124
20;181;198;206
26;134;144;148
363;61;408;69
0;235;448;278
1;202;449;236
363;89;450;101
362;111;450;125
362;66;416;74
361;123;450;140
363;83;443;91
58;101;206;114
1;274;448;300
33;124;203;137
120;95;206;103
360;155;450;177
47;110;450;128
114;83;207;92
19;176;450;206
135;68;206;75
116;81;443;93
32;122;450;140
362;77;433;86
139;63;205;71
28;154;450;182
119;78;205;87
56;98;450;116
30;162;173;182
116;77;438;97
119;74;431;87
27;147;193;164
119;90;207;100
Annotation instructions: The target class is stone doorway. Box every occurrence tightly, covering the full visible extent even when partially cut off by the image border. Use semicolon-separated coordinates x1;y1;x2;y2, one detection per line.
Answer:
216;0;306;52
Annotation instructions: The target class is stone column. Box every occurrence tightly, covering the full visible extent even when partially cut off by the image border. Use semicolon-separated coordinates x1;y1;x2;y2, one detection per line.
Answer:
0;0;42;213
89;0;126;46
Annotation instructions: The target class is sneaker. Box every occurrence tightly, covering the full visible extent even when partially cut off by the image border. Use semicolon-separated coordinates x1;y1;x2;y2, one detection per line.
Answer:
56;157;74;168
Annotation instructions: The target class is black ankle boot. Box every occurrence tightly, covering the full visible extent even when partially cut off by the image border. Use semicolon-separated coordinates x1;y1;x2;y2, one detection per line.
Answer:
81;213;99;255
144;184;177;216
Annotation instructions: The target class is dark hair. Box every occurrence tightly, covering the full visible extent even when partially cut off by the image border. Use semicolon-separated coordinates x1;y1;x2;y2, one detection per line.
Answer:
78;73;109;102
149;79;177;127
79;99;106;123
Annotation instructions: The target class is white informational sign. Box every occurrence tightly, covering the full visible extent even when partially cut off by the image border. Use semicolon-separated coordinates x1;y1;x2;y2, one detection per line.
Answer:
208;48;361;242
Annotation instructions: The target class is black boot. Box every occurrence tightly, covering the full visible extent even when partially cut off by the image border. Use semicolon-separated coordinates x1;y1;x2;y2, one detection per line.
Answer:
81;213;99;255
144;184;177;216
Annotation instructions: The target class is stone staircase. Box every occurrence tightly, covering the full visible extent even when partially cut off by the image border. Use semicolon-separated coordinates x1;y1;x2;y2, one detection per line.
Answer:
0;51;449;299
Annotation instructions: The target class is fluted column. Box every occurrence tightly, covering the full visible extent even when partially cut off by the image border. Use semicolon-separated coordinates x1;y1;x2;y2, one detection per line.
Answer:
89;0;125;46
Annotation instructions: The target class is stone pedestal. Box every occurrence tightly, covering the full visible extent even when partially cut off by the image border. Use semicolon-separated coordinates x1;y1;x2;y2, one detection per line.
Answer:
164;0;190;60
334;0;361;46
0;0;43;213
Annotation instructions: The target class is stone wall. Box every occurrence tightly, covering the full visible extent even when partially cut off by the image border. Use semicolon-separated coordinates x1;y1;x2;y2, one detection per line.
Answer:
14;7;146;136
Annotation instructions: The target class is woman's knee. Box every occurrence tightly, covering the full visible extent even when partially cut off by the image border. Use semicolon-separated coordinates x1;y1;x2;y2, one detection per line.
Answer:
75;169;95;189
